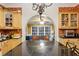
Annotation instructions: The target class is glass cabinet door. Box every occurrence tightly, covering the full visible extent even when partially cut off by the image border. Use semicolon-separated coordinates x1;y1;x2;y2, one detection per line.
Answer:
5;12;12;27
61;14;69;27
70;14;77;27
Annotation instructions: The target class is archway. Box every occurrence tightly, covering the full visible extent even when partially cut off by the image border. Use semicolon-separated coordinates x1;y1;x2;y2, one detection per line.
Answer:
26;15;55;41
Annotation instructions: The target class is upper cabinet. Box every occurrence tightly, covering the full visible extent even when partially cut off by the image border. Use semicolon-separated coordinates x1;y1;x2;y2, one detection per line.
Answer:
0;5;22;29
59;5;79;29
59;13;78;29
61;13;69;28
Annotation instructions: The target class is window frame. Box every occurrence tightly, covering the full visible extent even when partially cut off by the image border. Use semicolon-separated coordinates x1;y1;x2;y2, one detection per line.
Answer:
32;26;51;36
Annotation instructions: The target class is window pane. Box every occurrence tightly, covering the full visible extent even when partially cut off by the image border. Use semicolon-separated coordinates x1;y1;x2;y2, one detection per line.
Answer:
45;26;50;35
32;27;37;36
39;27;44;36
39;33;44;36
39;27;44;32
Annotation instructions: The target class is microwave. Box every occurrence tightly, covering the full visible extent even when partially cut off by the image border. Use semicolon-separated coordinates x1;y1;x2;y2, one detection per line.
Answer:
65;30;75;38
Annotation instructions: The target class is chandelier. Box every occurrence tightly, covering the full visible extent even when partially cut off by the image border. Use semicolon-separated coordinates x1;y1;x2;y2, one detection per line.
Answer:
32;3;52;21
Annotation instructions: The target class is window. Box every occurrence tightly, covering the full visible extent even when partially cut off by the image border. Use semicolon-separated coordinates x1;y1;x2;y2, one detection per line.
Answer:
32;27;37;36
32;26;51;36
39;27;44;36
5;12;12;27
45;27;50;35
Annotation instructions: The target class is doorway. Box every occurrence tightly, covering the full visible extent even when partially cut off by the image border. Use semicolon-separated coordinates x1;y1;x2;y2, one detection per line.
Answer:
26;15;55;41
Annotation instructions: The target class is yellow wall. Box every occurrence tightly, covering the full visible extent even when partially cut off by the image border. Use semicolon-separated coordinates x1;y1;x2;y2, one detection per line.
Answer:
51;24;54;33
27;24;31;35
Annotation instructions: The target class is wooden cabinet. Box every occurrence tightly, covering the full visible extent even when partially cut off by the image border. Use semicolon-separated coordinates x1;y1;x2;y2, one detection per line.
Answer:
70;14;77;27
12;12;22;29
58;5;79;38
0;6;22;29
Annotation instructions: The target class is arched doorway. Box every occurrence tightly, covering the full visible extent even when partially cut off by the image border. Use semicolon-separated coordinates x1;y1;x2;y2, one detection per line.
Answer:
26;15;55;41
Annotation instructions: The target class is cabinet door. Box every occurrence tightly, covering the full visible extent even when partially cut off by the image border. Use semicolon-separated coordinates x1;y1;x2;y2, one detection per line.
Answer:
12;12;22;29
70;14;77;28
61;14;69;28
0;8;5;27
